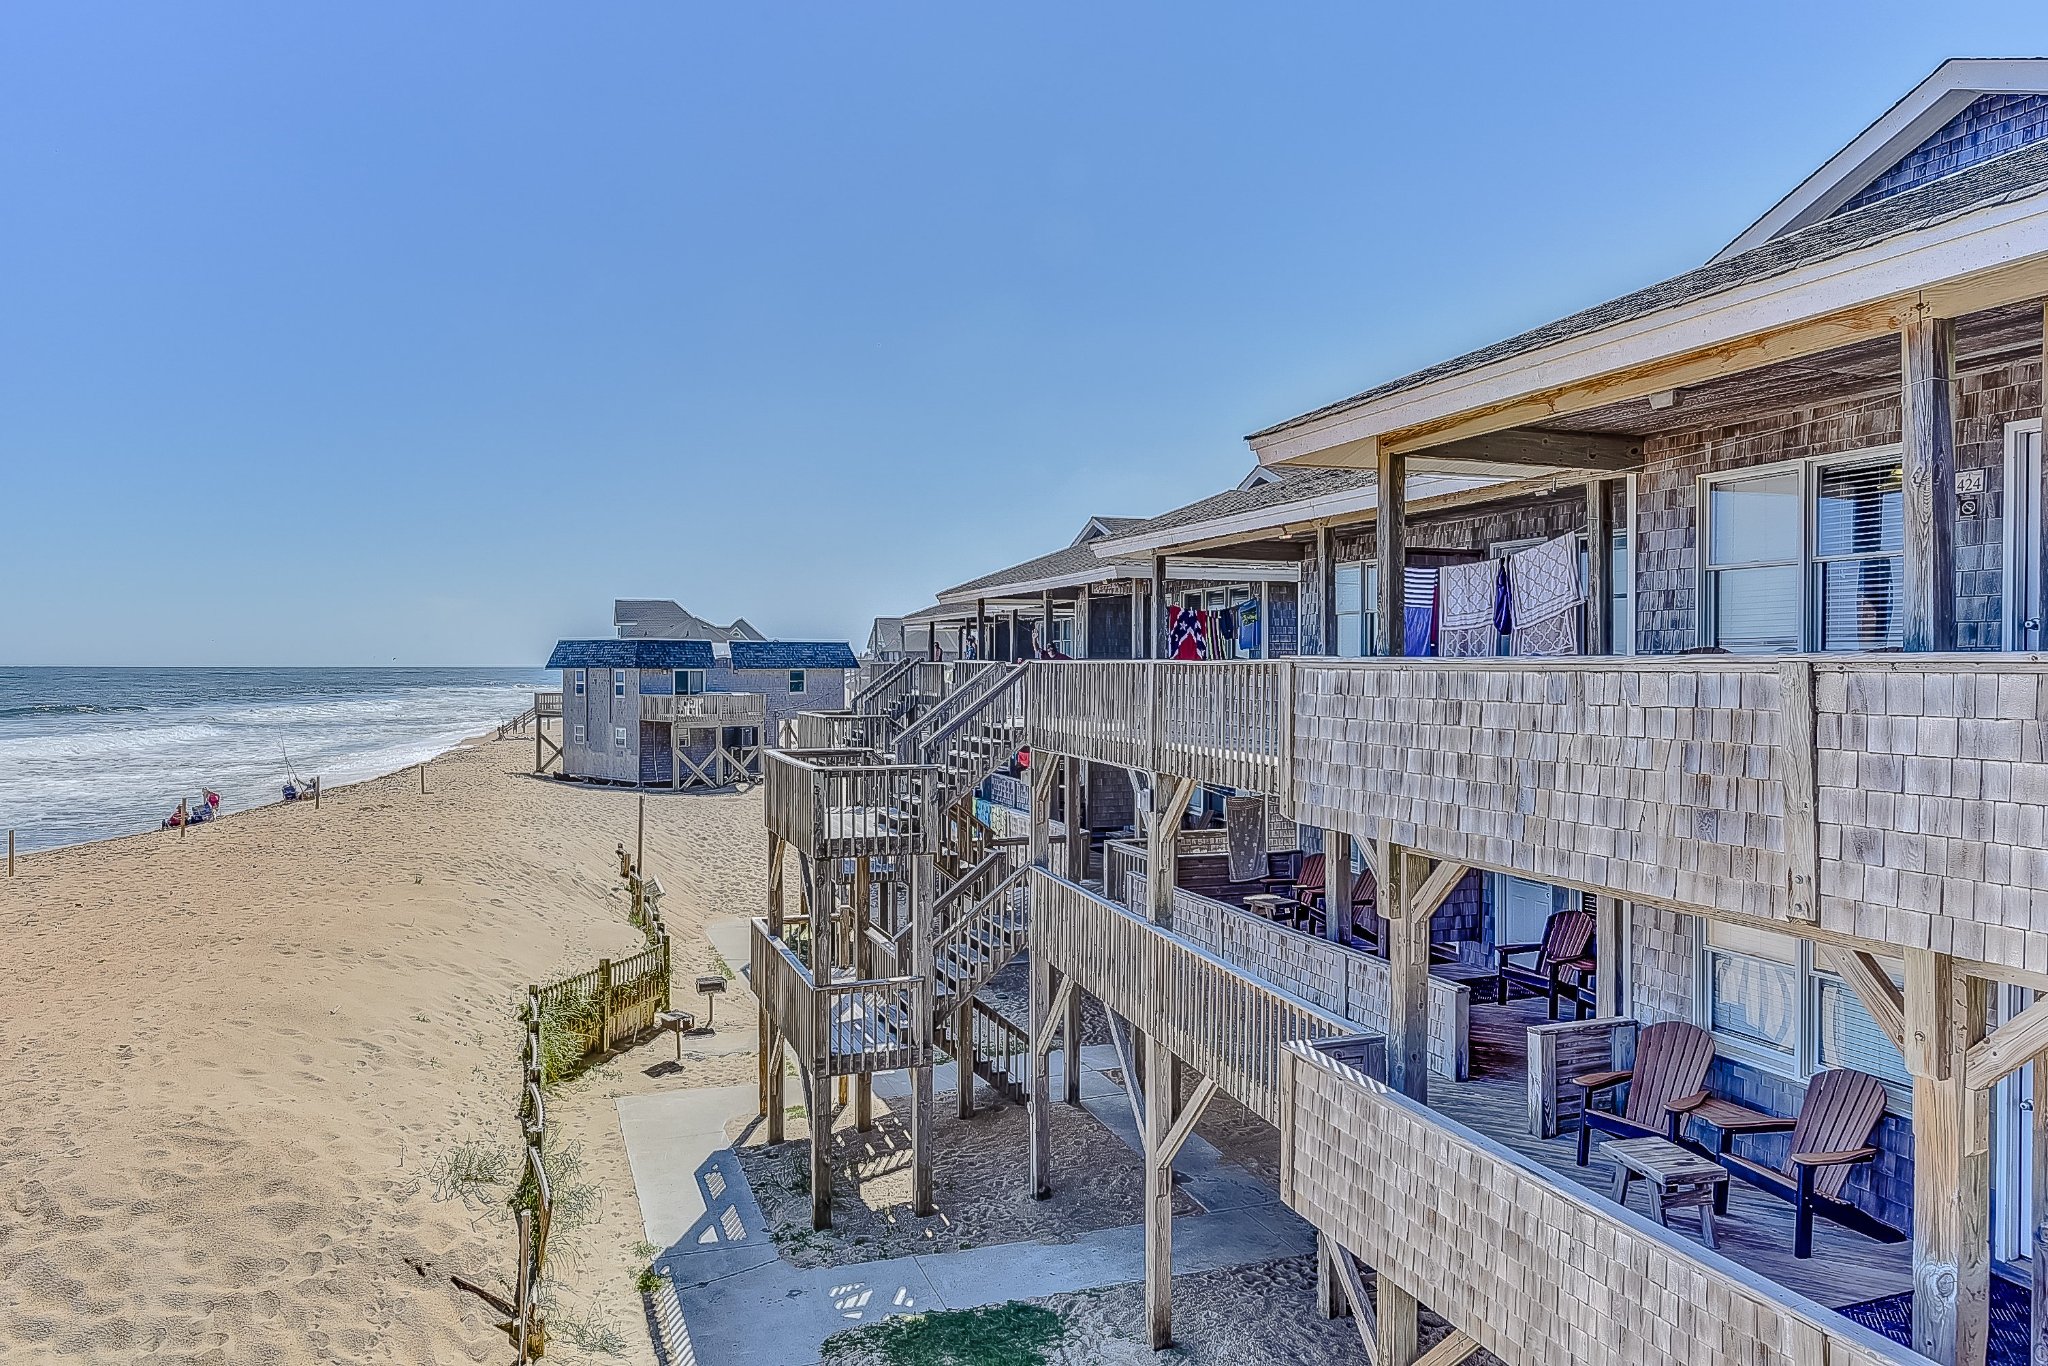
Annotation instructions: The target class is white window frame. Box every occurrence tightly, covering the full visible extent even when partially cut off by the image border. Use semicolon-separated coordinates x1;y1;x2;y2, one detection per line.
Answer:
675;669;705;696
1692;918;1910;1113
614;669;628;698
614;725;628;748
572;668;586;696
573;722;585;744
788;669;806;694
1696;444;1904;653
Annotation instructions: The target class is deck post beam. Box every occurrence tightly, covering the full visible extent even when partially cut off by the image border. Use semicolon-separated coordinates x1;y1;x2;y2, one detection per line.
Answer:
853;857;874;1132
1380;840;1430;1103
1377;1279;1420;1366
1375;446;1407;658
1028;763;1061;1197
1593;894;1625;1018
1063;755;1086;882
1902;310;1958;653
1145;774;1198;928
1063;976;1083;1106
1322;828;1353;944
909;852;936;1217
1315;522;1336;656
1151;554;1168;658
1585;478;1614;655
1144;1029;1183;1350
1905;949;1991;1366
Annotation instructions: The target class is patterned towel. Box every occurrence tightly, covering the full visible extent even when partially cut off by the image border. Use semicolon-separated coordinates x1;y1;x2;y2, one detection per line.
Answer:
1224;795;1267;882
1439;559;1499;659
1508;534;1584;657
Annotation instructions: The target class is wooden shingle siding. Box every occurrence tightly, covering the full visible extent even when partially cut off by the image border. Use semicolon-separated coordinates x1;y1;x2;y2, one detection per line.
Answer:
1168;885;1469;1079
1279;1042;1918;1366
1293;659;1799;925
1815;660;2048;973
1835;92;2048;216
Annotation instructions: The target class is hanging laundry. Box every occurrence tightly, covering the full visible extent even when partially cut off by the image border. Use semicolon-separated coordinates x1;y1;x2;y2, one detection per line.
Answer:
1236;596;1261;655
1494;562;1515;637
1167;606;1208;660
1439;559;1500;659
1508;533;1584;657
1403;565;1439;657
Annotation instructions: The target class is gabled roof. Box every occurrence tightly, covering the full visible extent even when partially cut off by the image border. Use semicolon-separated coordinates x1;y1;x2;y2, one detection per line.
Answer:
934;512;1150;602
612;600;766;642
1250;133;2048;447
867;617;906;654
1717;58;2048;260
728;642;858;670
1091;467;1505;558
547;639;715;670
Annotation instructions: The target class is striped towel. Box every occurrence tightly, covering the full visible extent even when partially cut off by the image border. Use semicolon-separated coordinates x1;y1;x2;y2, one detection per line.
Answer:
1403;566;1439;657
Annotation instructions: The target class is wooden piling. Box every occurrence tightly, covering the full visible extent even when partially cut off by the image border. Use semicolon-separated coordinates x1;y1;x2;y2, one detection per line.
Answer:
178;799;188;838
637;794;646;878
313;777;321;810
419;763;427;794
6;829;12;877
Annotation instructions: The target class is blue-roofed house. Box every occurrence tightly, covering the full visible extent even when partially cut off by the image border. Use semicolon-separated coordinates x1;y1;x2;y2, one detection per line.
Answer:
544;636;856;787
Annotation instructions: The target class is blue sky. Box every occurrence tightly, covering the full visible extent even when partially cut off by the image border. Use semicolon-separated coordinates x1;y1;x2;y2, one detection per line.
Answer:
5;3;2047;665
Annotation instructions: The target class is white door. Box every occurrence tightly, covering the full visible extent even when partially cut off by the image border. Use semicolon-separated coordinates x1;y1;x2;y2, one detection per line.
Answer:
1495;876;1556;948
2006;420;2044;651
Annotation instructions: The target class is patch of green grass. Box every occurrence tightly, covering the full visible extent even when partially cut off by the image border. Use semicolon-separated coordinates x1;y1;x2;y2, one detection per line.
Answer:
631;1239;659;1259
821;1302;1065;1366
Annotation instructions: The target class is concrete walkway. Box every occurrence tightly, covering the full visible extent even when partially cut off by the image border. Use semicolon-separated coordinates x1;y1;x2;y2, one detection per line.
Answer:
620;938;1313;1365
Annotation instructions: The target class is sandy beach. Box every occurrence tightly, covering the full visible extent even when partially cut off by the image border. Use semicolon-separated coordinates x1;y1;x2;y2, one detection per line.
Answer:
0;734;763;1365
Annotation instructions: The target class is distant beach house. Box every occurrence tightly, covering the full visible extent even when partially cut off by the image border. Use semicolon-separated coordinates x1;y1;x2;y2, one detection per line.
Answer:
611;599;765;643
545;636;856;788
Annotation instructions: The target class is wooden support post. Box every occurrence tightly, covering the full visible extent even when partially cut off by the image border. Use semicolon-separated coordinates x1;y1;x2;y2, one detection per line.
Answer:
1129;576;1143;658
536;716;544;773
1144;1029;1181;1350
1063;755;1085;881
420;763;427;794
178;799;187;838
6;829;12;877
955;999;975;1118
636;794;646;880
1384;852;1430;1105
1314;1234;1346;1320
811;1061;833;1229
909;853;936;1217
1378;1279;1420;1366
1585;477;1614;655
1375;446;1407;658
1151;554;1168;659
313;778;321;810
1029;939;1054;1198
1315;523;1336;656
763;1024;784;1138
1902;312;1958;653
1905;949;1990;1366
1780;660;1821;924
1593;895;1624;1018
1007;608;1020;663
854;856;874;1132
766;834;785;936
1064;976;1083;1106
1041;587;1054;658
1322;828;1352;944
1146;774;1197;927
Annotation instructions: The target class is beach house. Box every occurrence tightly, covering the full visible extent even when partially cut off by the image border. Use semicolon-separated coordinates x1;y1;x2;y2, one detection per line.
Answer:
752;59;2048;1366
546;636;855;789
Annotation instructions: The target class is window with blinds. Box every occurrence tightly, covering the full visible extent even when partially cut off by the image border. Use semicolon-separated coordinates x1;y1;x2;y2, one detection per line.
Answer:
1334;563;1377;657
1701;452;1905;654
1814;461;1904;652
1703;920;1798;1056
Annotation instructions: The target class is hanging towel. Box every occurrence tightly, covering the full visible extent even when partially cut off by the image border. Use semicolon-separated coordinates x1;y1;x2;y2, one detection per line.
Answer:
1167;606;1208;660
1494;560;1516;636
1403;565;1439;657
1215;605;1238;659
1236;596;1260;655
1508;533;1584;657
1440;559;1499;659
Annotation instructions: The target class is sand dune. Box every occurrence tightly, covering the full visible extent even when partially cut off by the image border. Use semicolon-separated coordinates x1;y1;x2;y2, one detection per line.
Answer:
0;738;763;1364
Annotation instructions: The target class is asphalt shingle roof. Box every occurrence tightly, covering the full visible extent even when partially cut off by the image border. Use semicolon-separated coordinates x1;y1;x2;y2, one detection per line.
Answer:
1251;137;2048;440
729;642;858;670
1096;467;1370;543
546;639;715;669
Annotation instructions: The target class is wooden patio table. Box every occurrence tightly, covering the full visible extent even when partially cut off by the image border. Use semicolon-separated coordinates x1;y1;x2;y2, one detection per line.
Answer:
1602;1136;1729;1248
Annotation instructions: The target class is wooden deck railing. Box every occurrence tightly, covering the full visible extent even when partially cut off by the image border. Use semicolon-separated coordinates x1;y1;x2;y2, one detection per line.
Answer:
1025;660;1292;799
751;918;933;1078
788;709;888;751
1030;869;1375;1125
535;690;563;719
762;749;939;859
1279;1038;1921;1366
640;691;769;726
851;657;920;717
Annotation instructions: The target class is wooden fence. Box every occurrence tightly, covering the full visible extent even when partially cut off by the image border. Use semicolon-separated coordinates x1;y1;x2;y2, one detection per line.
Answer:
1030;869;1371;1126
1025;660;1292;798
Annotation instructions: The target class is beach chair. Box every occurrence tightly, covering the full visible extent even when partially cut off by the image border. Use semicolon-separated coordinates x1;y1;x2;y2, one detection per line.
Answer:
1573;1020;1715;1166
1693;1068;1900;1257
1496;908;1595;1018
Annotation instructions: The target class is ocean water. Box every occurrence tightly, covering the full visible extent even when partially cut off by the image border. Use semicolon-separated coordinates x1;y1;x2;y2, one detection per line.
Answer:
0;667;553;852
